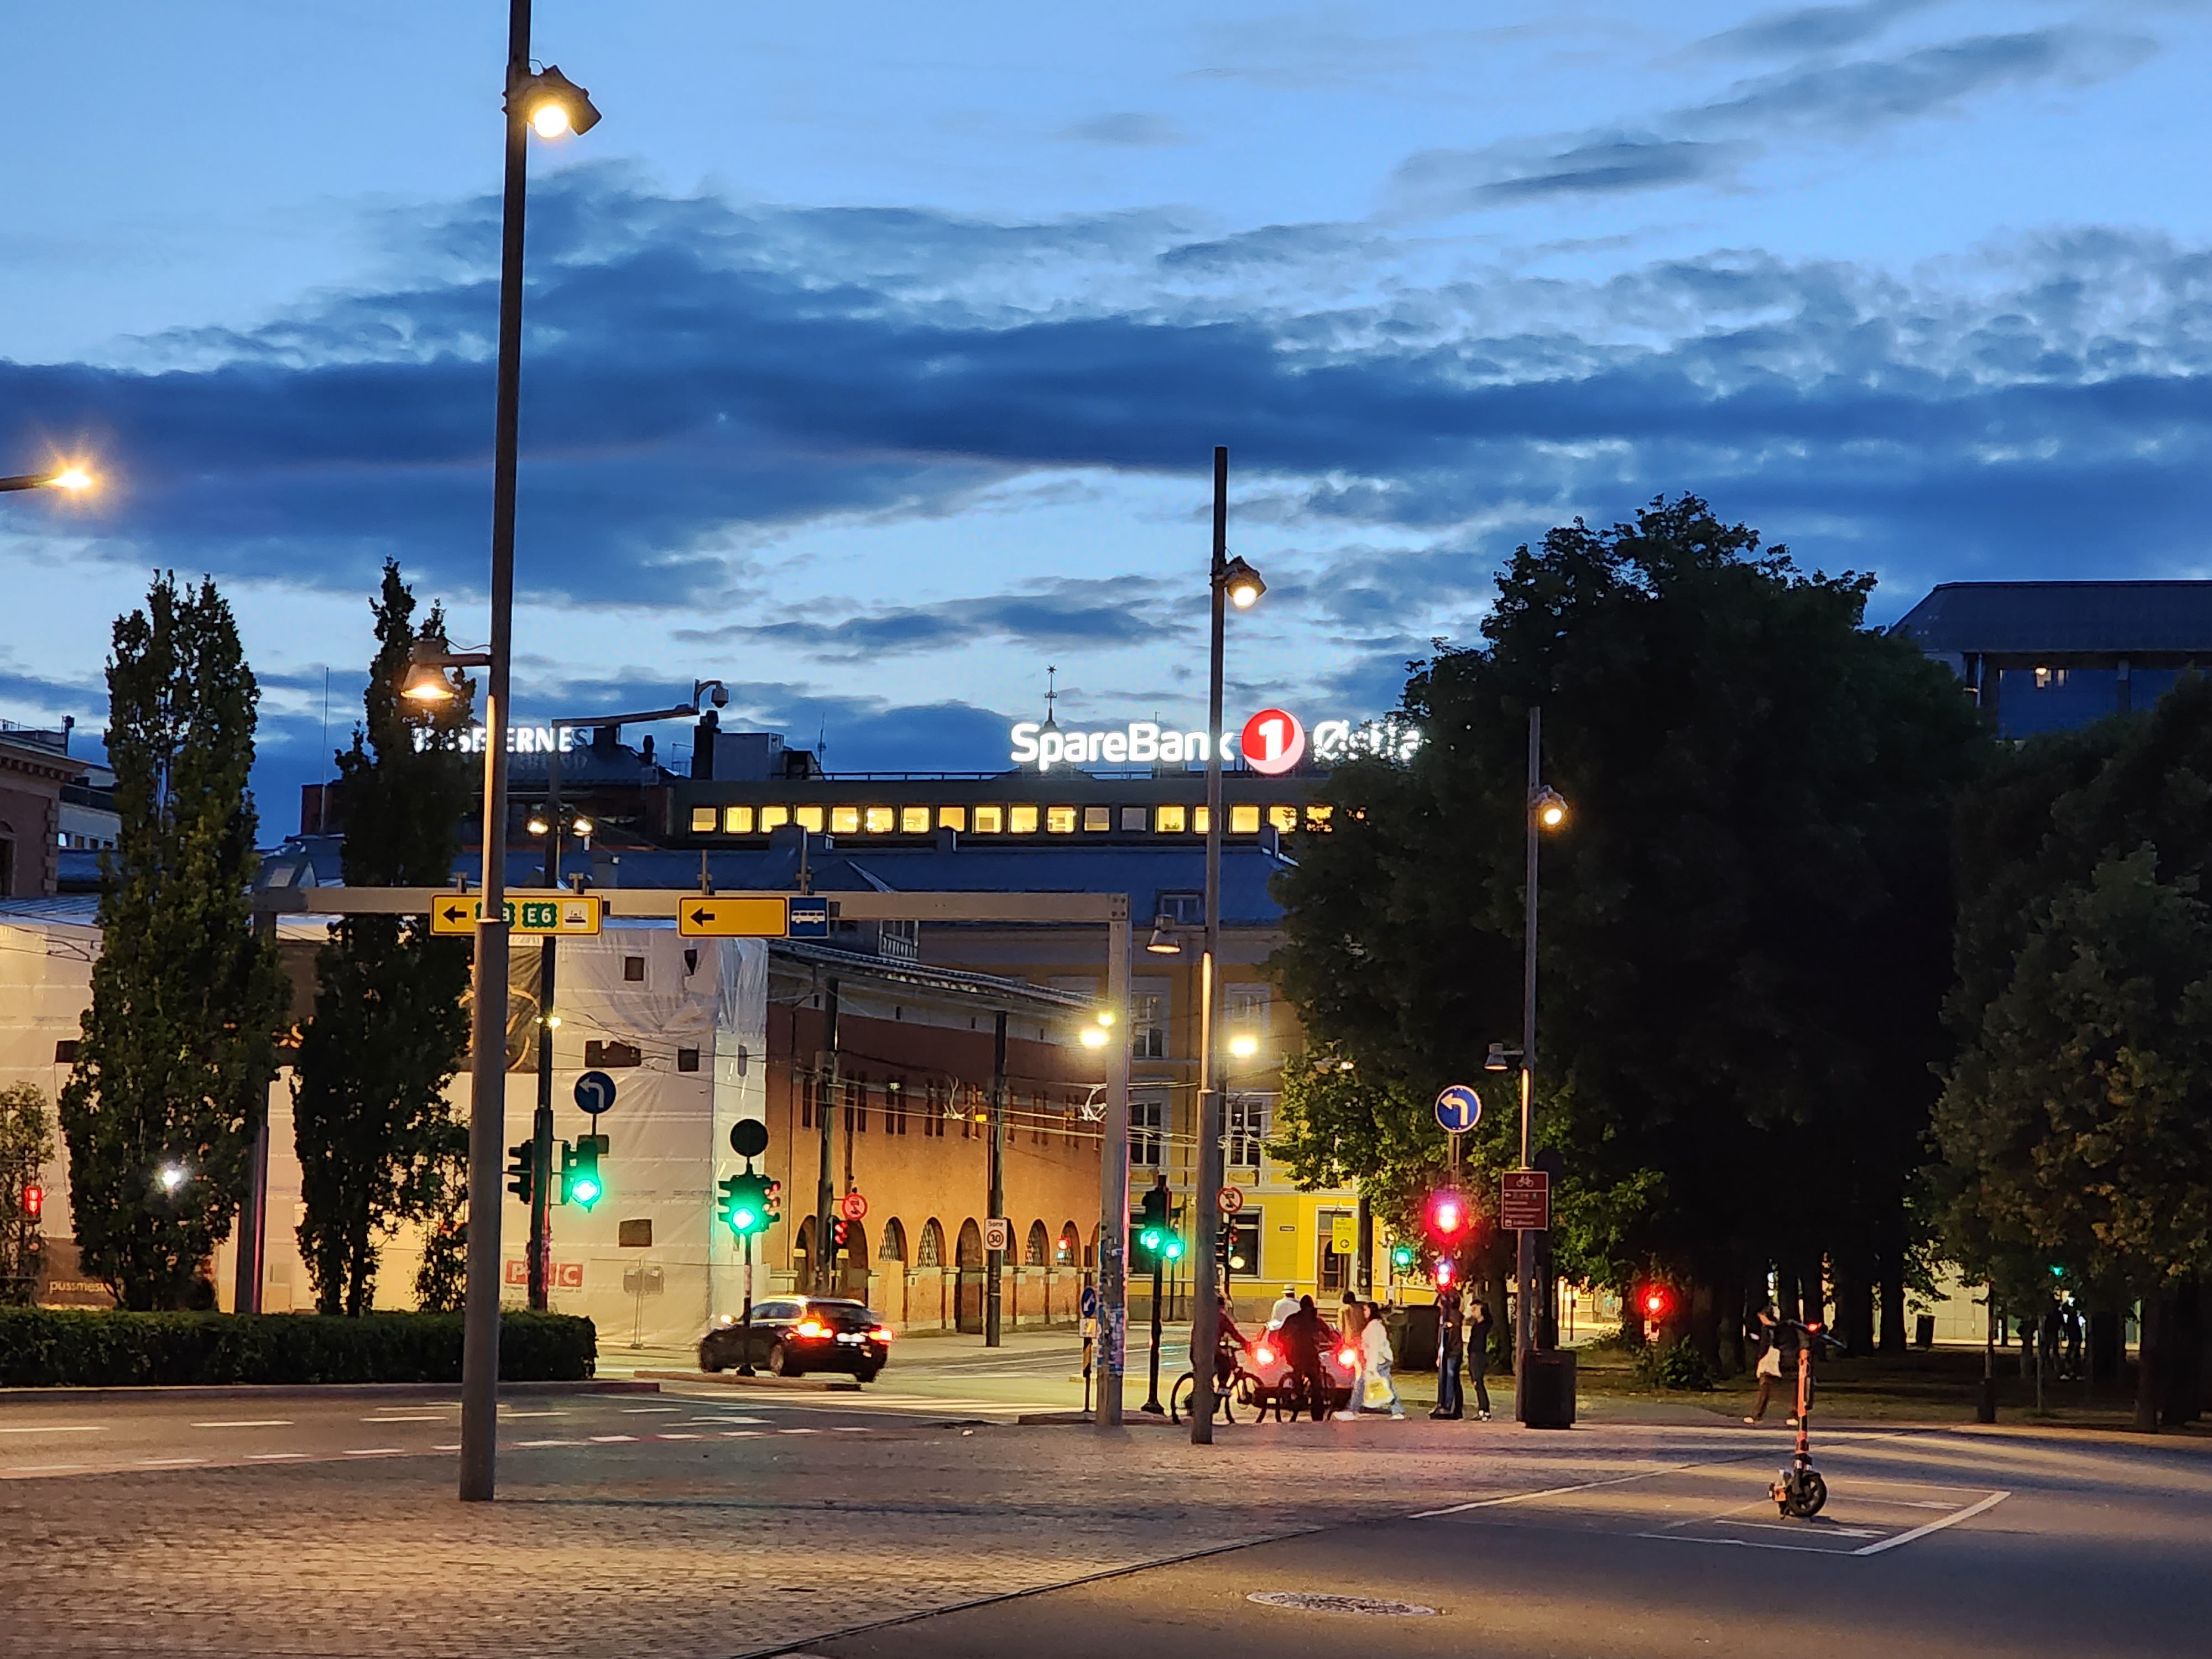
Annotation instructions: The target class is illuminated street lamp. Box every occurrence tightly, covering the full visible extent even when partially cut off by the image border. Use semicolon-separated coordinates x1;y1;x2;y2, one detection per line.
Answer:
1144;916;1182;956
0;463;95;494
1192;446;1265;1447
1227;1030;1259;1062
402;632;492;705
156;1164;187;1194
1512;713;1571;1399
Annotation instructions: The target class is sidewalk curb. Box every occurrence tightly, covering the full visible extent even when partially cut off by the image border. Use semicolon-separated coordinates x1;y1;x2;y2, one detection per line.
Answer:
0;1379;659;1405
638;1369;862;1394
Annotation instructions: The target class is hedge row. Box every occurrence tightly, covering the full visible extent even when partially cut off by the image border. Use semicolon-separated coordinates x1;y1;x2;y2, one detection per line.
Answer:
0;1309;596;1387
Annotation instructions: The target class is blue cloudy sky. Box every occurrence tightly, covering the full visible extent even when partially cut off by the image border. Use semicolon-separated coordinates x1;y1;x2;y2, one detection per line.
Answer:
4;1;2210;821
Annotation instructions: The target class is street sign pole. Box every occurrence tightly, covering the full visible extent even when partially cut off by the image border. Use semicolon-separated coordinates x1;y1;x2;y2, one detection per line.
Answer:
528;933;555;1311
1094;896;1131;1429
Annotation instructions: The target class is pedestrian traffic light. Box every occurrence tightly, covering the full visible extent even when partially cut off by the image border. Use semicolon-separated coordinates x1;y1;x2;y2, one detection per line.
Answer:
830;1217;851;1254
1637;1283;1673;1322
763;1178;784;1219
505;1141;535;1206
1391;1240;1415;1271
20;1183;41;1220
561;1135;606;1210
1433;1255;1455;1289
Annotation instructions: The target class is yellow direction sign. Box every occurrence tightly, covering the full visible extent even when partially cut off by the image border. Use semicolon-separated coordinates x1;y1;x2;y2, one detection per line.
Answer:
429;893;604;937
676;894;790;938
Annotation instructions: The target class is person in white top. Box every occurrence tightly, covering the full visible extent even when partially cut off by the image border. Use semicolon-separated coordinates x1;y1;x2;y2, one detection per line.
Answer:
1268;1286;1301;1329
1361;1303;1406;1418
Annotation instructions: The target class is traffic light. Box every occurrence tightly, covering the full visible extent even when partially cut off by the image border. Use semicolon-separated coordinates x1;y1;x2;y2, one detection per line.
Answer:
1637;1282;1674;1323
1136;1181;1180;1270
505;1141;535;1206
1425;1187;1470;1244
20;1183;41;1221
718;1172;771;1237
561;1135;606;1210
1390;1240;1415;1271
1433;1255;1455;1289
830;1217;851;1255
764;1178;784;1220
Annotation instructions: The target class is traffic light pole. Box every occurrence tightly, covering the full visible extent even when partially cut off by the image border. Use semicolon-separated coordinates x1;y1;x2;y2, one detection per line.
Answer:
1190;444;1229;1446
986;1011;1006;1347
1145;1254;1166;1414
528;936;555;1312
814;977;839;1297
1093;896;1133;1428
737;1228;757;1376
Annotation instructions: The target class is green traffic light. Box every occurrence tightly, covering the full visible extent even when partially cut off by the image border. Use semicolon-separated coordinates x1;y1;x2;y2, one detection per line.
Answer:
732;1207;757;1231
1140;1227;1163;1251
1161;1235;1184;1261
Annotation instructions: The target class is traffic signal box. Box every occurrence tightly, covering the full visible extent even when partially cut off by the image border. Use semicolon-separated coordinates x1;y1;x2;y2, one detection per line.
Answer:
718;1171;774;1238
1135;1185;1183;1271
506;1141;537;1206
560;1135;608;1211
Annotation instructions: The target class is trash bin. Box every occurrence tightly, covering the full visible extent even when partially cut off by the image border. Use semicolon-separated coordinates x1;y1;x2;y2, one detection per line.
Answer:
1516;1348;1577;1428
1915;1314;1936;1349
1974;1375;1998;1423
1392;1304;1439;1371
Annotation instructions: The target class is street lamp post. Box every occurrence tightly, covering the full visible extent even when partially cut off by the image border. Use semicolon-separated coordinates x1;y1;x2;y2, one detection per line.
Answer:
458;0;599;1505
1514;707;1567;1389
0;466;92;494
1191;446;1264;1447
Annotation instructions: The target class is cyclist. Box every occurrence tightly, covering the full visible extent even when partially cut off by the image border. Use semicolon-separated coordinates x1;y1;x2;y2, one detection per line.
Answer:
1277;1295;1331;1422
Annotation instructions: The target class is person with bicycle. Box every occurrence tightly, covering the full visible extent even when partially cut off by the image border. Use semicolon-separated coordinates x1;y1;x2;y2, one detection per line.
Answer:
1276;1294;1331;1422
1212;1293;1249;1391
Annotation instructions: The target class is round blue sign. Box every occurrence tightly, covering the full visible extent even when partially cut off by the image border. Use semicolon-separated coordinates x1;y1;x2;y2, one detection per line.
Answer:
1434;1084;1481;1134
575;1070;618;1116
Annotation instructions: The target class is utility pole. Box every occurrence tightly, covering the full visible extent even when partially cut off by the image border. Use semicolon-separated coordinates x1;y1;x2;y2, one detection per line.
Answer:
1516;707;1542;1380
814;977;839;1297
985;1010;1007;1347
1190;444;1229;1445
1093;896;1133;1428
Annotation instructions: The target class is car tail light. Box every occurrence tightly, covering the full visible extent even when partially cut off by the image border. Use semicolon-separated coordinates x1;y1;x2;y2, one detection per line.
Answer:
794;1320;828;1339
868;1327;893;1341
1254;1343;1275;1365
1337;1346;1357;1367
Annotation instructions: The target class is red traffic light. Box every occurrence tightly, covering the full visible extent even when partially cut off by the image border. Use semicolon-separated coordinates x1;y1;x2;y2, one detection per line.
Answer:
1425;1188;1469;1239
1434;1256;1455;1288
1639;1284;1673;1320
20;1183;41;1220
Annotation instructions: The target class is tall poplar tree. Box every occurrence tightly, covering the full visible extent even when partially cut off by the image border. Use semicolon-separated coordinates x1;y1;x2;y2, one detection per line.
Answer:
292;562;474;1314
60;575;286;1310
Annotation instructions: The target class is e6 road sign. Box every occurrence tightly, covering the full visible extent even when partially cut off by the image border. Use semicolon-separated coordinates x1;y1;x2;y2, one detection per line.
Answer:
430;893;603;936
677;894;790;937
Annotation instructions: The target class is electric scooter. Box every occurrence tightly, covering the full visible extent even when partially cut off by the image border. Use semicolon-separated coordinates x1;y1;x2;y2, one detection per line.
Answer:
1771;1318;1845;1518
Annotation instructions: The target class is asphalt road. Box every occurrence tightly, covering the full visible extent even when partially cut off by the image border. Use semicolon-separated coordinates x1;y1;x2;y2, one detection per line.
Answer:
0;1383;1019;1483
797;1426;2212;1659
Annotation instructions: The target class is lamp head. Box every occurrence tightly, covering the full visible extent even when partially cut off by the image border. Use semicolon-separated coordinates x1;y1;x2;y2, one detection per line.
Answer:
49;465;93;493
1483;1041;1515;1073
526;815;551;837
515;65;601;138
1145;917;1182;956
570;816;594;839
1221;555;1266;610
1228;1031;1259;1061
1533;785;1568;831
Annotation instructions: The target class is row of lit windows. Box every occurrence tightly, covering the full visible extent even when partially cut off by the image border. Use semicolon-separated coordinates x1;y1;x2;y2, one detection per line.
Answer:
688;802;1333;837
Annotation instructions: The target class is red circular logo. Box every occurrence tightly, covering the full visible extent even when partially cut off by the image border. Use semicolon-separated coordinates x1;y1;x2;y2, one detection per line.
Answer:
1238;708;1306;776
839;1191;869;1220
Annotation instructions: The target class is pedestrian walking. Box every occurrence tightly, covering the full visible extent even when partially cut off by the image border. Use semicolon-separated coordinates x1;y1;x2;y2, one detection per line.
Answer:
1267;1284;1300;1329
1744;1305;1784;1424
1357;1300;1406;1418
2062;1303;2085;1381
1333;1298;1367;1416
1466;1292;1494;1420
1276;1295;1331;1422
1431;1284;1465;1420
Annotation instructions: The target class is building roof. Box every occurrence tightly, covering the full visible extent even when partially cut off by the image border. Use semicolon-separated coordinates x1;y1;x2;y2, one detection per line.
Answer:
1891;581;2212;657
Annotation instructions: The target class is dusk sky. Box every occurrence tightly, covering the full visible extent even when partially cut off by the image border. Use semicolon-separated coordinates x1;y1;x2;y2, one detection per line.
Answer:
4;1;2210;821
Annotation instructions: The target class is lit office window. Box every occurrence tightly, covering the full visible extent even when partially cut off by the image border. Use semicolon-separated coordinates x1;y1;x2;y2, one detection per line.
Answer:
1046;806;1078;833
796;806;825;832
938;806;968;831
1194;806;1211;834
901;806;930;833
761;805;791;831
830;806;860;835
1083;806;1112;831
1010;805;1040;834
1267;805;1298;833
1305;805;1333;830
690;807;717;833
1155;804;1187;833
972;805;1003;833
1230;804;1261;834
864;806;895;833
1120;806;1149;831
723;806;755;834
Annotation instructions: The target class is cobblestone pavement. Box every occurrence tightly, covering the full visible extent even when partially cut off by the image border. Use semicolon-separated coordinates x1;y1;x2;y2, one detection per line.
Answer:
2;1412;1759;1659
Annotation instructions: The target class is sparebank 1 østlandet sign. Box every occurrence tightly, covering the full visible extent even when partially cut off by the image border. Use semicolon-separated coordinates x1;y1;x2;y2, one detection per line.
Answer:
412;724;589;755
1008;709;1418;772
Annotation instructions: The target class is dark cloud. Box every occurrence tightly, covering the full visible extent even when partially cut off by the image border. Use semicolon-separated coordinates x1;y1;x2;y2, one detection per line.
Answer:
676;579;1171;662
1698;0;1940;59
1061;113;1192;148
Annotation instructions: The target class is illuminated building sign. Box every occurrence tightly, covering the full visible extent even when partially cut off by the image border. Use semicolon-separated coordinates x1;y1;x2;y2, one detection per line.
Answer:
413;725;587;755
1008;711;1420;772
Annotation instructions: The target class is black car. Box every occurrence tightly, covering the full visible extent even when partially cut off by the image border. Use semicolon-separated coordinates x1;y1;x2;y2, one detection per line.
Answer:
699;1298;891;1381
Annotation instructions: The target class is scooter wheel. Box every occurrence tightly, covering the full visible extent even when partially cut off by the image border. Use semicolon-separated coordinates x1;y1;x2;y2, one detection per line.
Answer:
1796;1470;1828;1517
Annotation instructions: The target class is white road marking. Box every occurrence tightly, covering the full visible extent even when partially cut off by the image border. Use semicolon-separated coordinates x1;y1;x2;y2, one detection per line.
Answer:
7;1463;85;1472
361;1414;445;1423
1716;1518;1885;1540
656;1432;702;1440
249;1453;309;1462
432;1442;462;1451
682;1416;767;1425
0;1425;105;1435
832;1426;873;1432
498;1410;562;1418
1634;1531;1848;1556
511;1438;581;1448
588;1434;638;1443
191;1420;294;1428
1409;1465;1697;1519
343;1447;403;1456
136;1457;206;1466
1854;1491;2010;1556
779;1427;821;1434
721;1430;763;1438
621;1406;684;1414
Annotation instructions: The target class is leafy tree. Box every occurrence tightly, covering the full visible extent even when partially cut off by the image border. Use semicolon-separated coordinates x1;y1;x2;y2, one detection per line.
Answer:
1274;497;1987;1366
1;1082;56;1304
59;575;286;1310
1936;675;2212;1425
292;562;474;1315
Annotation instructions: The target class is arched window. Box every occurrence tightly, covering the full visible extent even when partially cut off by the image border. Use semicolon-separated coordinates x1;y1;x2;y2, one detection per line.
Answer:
795;1216;815;1270
841;1219;868;1264
917;1219;945;1268
1057;1222;1079;1266
1024;1220;1048;1267
1085;1223;1098;1268
956;1218;984;1268
879;1218;908;1262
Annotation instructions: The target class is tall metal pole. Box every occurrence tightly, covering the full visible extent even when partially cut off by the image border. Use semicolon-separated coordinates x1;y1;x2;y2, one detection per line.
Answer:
986;1011;1007;1346
815;978;839;1297
458;0;531;1504
1191;445;1229;1445
528;745;560;1313
1095;898;1131;1427
1515;706;1541;1388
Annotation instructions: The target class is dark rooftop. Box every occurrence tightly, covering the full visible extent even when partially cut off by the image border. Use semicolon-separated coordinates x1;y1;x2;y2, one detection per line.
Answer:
1891;581;2212;658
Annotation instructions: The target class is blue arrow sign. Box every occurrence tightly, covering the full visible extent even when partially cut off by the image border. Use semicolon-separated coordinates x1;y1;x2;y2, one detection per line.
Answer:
575;1070;619;1117
1079;1285;1099;1321
786;896;831;939
1434;1084;1482;1134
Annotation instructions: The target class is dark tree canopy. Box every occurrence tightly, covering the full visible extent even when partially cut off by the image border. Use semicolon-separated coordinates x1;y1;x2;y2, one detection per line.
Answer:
1273;497;1987;1356
292;562;475;1315
60;574;287;1310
